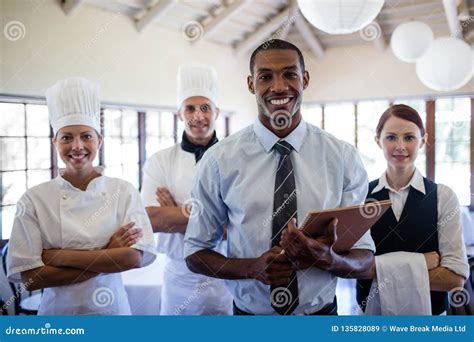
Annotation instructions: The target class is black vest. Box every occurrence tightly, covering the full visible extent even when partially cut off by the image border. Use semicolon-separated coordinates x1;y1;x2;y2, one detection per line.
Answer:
356;177;448;315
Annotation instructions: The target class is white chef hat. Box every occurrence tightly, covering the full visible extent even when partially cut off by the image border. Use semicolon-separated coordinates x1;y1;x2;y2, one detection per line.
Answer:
46;77;101;135
176;64;218;109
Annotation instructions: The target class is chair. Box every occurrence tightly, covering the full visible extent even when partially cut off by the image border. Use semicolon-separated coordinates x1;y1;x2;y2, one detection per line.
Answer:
1;244;42;315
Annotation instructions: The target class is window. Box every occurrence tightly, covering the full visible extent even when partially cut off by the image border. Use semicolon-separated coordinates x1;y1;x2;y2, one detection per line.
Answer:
1;103;51;239
324;103;355;145
145;111;175;158
103;109;139;188
357;100;390;181
435;97;471;206
301;105;323;128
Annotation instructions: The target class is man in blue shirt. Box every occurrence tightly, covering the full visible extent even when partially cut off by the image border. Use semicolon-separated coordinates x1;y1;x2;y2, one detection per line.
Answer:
184;39;375;315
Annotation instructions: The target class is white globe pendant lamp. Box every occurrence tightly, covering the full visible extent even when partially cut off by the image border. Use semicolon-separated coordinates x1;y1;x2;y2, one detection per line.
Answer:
390;21;434;63
416;37;472;91
297;0;385;35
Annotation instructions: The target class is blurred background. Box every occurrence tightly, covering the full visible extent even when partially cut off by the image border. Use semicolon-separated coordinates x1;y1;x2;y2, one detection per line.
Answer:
0;0;473;315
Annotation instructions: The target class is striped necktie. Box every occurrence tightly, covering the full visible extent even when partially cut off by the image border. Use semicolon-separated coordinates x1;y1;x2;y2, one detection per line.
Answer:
270;140;299;315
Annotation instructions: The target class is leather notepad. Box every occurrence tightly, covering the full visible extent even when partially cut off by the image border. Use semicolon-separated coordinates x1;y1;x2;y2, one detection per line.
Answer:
298;200;392;253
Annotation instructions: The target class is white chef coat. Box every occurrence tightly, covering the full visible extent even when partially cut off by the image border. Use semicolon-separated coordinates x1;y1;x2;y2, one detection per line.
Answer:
7;167;156;315
141;143;232;315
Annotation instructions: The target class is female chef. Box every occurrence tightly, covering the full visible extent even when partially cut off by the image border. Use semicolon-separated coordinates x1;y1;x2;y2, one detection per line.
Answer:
7;77;156;315
356;104;469;315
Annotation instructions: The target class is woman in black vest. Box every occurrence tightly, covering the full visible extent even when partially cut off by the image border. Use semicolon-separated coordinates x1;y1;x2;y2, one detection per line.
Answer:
357;104;469;315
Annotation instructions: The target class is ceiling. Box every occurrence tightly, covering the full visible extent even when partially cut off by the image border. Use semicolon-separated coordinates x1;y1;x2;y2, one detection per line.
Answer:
61;0;472;57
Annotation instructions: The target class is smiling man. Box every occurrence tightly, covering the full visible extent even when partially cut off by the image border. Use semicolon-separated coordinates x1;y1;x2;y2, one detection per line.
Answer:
184;40;375;315
141;64;232;315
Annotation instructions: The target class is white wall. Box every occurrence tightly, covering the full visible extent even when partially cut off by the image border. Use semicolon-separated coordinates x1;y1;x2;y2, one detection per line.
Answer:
1;0;473;134
0;0;256;132
302;42;473;104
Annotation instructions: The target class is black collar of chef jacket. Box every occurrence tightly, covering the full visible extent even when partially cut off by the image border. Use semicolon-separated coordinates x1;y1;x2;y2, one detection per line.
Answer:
180;131;219;163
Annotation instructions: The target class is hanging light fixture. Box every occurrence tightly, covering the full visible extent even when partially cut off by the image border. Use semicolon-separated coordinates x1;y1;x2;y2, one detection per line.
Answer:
297;0;385;34
390;21;434;63
416;37;472;91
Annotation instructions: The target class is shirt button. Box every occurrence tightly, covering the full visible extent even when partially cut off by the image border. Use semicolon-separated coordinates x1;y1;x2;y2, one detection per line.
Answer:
62;194;68;200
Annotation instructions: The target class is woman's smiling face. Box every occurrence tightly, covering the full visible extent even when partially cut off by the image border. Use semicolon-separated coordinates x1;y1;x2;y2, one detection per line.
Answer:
376;115;427;170
54;125;102;173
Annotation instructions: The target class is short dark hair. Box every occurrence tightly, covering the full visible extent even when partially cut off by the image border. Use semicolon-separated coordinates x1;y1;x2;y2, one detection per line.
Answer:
249;39;305;75
376;104;426;138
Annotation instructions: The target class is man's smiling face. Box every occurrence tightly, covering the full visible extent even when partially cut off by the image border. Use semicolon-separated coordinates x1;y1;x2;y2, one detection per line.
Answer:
247;49;309;135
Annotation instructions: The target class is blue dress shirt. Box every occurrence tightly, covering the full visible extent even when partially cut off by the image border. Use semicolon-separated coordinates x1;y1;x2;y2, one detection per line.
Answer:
184;118;375;315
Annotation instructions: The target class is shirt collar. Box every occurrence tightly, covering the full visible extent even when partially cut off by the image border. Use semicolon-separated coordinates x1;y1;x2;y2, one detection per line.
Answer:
371;168;425;194
253;117;307;153
56;166;105;191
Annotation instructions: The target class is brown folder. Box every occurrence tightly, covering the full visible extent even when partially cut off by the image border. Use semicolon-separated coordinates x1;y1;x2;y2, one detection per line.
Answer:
298;200;392;253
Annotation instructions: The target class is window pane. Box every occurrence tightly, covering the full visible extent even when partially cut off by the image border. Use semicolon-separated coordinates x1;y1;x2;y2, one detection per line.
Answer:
216;115;226;139
324;103;355;145
122;138;139;163
27;137;51;169
357;101;390;180
146;111;160;137
1;171;26;205
122;110;138;137
1;205;16;239
27;169;51;188
26;104;50;137
161;112;175;139
435;97;471;206
177;120;185;142
103;137;123;166
104;165;123;181
0;138;26;171
103;109;121;136
302;105;323;128
123;163;139;189
146;137;160;158
0;103;25;136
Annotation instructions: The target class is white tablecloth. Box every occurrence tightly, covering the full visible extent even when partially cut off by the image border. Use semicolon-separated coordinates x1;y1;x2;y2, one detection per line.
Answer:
121;253;166;315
